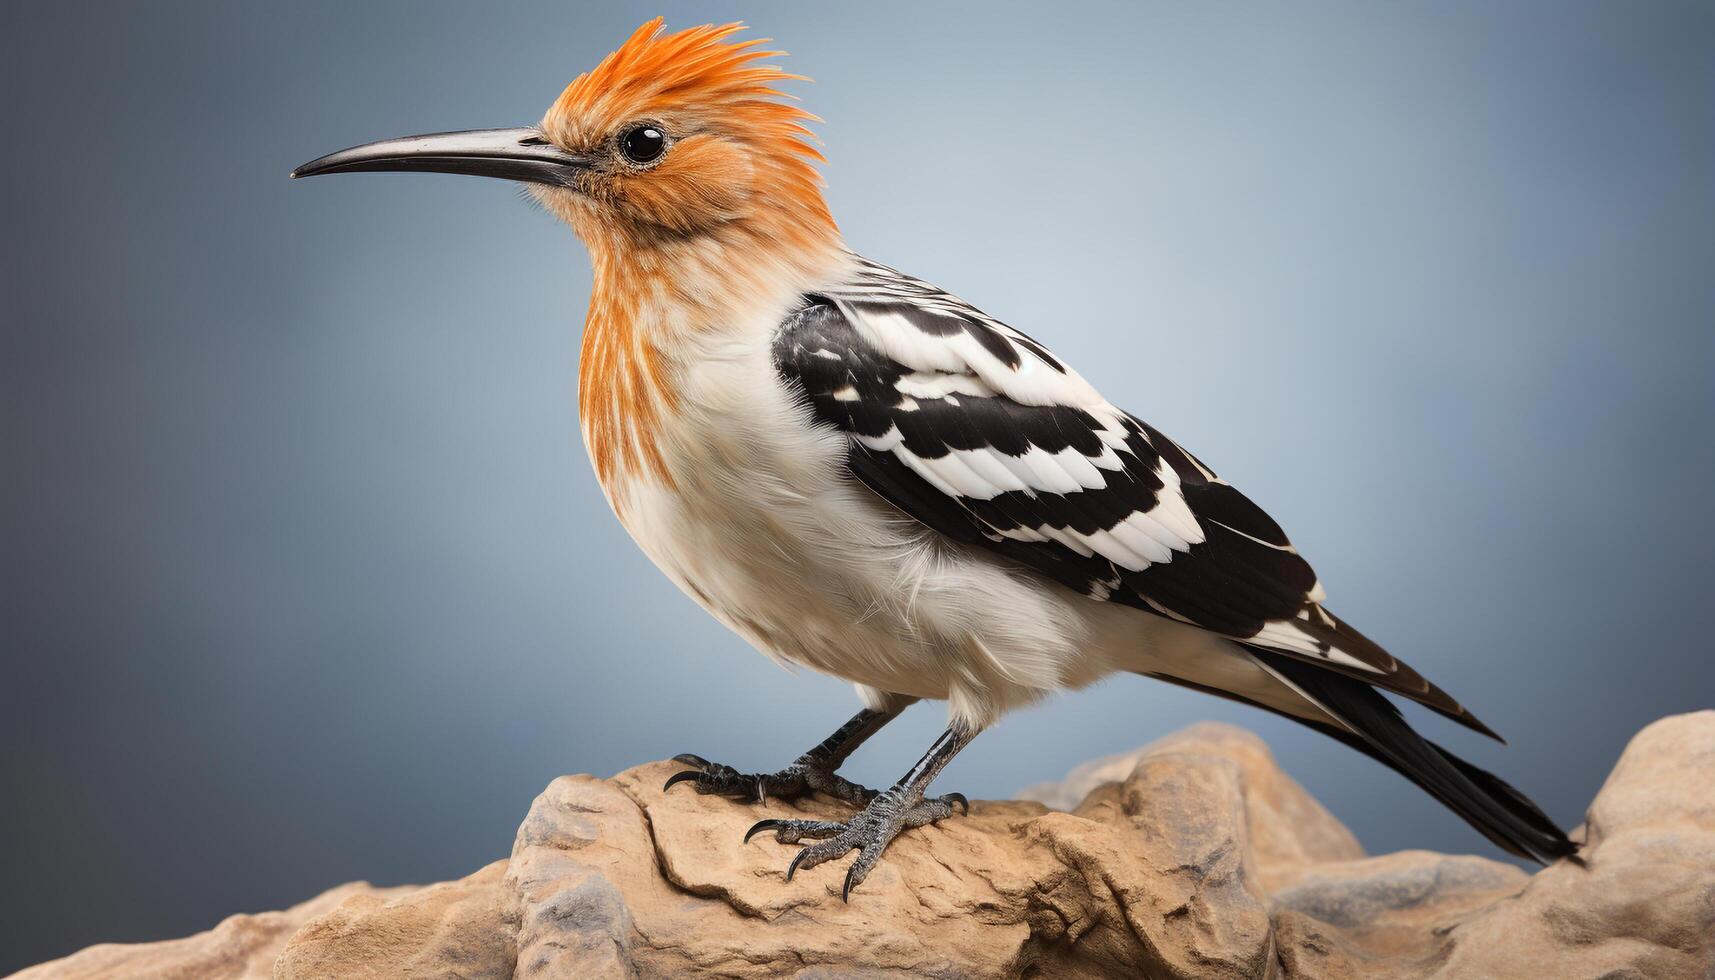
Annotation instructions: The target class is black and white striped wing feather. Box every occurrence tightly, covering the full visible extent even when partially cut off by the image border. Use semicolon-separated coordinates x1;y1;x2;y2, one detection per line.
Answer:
774;257;1497;740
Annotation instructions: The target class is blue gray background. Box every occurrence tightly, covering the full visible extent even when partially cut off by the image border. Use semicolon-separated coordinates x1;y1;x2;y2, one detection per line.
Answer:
2;1;1710;970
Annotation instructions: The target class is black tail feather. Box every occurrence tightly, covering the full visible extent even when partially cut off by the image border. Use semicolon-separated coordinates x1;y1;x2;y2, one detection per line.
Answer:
1249;648;1576;864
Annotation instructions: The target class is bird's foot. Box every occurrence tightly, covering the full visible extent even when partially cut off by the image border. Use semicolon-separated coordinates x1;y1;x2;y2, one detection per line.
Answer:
662;753;878;806
743;787;969;899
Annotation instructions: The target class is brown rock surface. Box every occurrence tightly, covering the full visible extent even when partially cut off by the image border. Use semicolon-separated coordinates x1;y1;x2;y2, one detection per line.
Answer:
270;861;518;979
9;881;412;980
16;713;1715;979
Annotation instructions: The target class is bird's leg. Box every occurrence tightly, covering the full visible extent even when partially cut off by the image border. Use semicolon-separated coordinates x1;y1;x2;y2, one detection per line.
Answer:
744;722;976;899
663;705;906;805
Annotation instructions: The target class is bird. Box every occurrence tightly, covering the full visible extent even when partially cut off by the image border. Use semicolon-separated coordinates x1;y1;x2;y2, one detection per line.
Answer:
293;18;1576;897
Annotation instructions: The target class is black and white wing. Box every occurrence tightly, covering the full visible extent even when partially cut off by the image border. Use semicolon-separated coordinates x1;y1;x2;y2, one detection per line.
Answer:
774;257;1499;740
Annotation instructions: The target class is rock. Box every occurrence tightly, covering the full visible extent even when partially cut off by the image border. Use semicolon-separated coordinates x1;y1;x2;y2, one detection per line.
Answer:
270;861;518;979
1426;712;1715;980
1021;722;1367;884
9;881;411;980
17;713;1715;979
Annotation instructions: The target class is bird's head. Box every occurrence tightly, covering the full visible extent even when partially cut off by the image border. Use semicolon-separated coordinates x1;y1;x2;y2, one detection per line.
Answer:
294;18;836;261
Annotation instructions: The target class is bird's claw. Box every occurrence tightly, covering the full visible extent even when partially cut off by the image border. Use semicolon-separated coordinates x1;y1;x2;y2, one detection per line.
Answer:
661;769;704;793
742;818;785;844
662;753;878;805
662;756;787;801
745;790;968;898
744;816;843;846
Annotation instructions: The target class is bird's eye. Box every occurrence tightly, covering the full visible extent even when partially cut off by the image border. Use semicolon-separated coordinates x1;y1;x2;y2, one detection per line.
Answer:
619;125;666;164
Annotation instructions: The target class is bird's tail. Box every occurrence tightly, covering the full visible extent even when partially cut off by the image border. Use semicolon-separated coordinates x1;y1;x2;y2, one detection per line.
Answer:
1249;648;1576;864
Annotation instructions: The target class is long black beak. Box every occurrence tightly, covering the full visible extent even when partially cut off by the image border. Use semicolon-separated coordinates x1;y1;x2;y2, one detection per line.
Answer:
291;127;591;187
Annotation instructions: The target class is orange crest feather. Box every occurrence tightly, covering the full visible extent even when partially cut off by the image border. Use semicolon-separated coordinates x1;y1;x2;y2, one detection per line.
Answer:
544;19;822;166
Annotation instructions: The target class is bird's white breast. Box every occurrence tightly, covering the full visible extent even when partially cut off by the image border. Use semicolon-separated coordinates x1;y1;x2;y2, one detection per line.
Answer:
597;311;1117;728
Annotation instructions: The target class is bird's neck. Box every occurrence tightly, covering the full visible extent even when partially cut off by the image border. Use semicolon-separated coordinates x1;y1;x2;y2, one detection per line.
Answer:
577;223;847;501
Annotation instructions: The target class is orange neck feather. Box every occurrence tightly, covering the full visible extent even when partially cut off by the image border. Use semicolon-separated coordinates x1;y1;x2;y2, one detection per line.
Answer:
576;219;844;498
579;247;675;494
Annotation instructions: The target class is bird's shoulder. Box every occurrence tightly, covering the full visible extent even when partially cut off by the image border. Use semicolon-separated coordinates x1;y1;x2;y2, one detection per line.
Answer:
777;255;1098;407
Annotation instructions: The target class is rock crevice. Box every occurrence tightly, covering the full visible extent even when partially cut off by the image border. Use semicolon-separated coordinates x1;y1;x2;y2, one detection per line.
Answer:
18;713;1715;979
